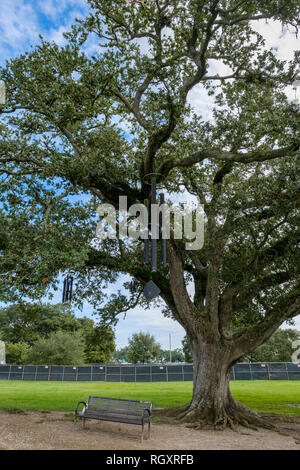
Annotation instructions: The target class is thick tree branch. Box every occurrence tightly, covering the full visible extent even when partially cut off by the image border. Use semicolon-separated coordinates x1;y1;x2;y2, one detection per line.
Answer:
167;237;200;331
215;14;272;26
182;2;219;97
159;143;299;180
58;126;82;158
111;89;153;131
231;293;300;360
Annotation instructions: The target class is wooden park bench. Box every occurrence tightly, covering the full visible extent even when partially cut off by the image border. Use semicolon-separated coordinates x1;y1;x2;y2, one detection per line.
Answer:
74;396;152;443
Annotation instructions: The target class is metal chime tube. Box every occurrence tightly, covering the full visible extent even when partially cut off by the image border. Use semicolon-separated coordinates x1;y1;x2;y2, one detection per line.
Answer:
68;276;73;301
151;177;157;272
62;278;67;303
160;193;167;267
62;275;74;303
66;277;70;302
143;199;149;263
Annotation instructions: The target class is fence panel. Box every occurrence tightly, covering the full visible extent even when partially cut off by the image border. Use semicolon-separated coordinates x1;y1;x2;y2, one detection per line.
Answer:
152;365;167;382
78;366;92;382
269;363;289;380
9;365;24;380
0;365;10;380
106;365;121;382
234;363;251;380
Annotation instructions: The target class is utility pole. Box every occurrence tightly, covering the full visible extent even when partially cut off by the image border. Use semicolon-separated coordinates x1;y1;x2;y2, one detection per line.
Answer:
169;333;172;364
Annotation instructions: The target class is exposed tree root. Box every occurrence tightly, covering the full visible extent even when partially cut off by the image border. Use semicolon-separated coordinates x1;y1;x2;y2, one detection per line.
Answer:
156;399;277;433
154;402;191;418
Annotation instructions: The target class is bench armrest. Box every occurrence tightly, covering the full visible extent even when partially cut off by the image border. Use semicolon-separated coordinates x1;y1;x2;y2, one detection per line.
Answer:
146;403;152;416
75;401;87;414
142;408;152;419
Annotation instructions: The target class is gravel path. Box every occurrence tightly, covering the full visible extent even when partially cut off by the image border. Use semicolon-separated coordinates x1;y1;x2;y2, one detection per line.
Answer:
0;409;300;450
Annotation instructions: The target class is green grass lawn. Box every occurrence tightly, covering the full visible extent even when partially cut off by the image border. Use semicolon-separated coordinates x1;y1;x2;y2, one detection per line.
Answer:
0;380;299;417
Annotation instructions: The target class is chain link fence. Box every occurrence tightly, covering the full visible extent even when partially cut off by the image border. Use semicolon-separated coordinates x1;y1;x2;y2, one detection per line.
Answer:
0;362;300;382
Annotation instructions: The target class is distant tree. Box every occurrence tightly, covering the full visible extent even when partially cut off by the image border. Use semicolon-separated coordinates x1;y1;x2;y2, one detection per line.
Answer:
5;342;29;364
0;303;42;345
83;325;116;363
159;348;185;363
126;332;162;364
27;330;86;365
0;302;115;364
34;304;84;336
114;346;130;363
0;303;77;344
170;348;185;363
244;329;300;363
182;335;193;363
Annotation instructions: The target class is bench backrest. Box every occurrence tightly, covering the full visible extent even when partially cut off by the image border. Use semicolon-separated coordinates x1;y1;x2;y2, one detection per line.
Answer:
87;396;152;417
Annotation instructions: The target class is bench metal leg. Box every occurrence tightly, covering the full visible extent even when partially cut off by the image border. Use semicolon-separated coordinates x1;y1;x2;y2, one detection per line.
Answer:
141;421;144;444
148;420;151;440
73;416;87;430
73;415;77;431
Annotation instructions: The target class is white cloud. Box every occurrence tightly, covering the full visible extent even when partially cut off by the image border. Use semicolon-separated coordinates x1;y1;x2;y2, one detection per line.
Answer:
0;0;91;64
187;85;215;120
115;305;186;350
0;0;39;59
252;19;299;62
252;19;299;102
188;19;299;117
37;0;88;19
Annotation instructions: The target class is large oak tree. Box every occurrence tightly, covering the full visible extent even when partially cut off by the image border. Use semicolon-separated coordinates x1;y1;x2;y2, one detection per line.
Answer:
0;0;299;428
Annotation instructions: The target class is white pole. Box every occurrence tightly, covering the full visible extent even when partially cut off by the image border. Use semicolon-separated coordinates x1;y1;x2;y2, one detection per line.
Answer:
0;341;5;365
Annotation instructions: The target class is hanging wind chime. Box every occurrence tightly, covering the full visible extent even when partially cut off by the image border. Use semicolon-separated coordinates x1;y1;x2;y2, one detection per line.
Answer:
142;175;167;301
62;176;166;304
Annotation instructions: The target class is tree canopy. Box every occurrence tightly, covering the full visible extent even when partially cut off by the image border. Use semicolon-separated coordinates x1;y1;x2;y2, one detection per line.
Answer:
0;303;81;344
27;330;86;365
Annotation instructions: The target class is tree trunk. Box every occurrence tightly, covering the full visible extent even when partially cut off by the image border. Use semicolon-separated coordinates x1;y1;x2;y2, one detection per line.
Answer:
176;339;273;430
166;239;273;430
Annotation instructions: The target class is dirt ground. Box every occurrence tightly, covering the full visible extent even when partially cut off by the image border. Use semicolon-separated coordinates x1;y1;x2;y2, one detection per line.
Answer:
0;409;299;450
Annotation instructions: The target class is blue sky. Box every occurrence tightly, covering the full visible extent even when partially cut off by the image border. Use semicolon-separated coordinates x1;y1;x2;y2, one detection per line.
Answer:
0;0;89;64
1;0;299;348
